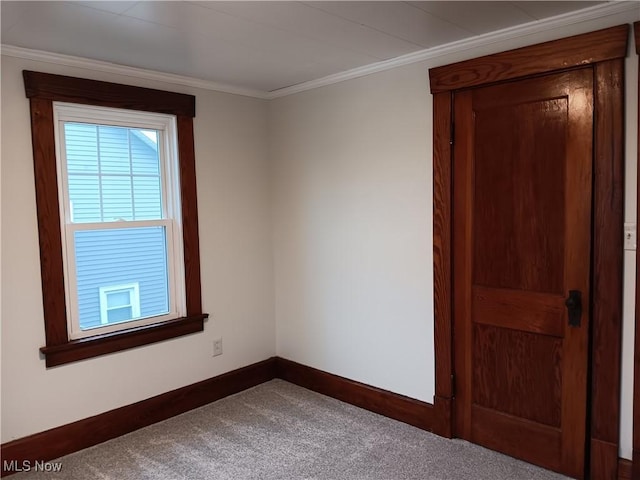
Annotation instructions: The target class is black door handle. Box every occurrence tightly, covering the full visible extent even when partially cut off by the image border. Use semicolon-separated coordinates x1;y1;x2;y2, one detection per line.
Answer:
565;290;582;327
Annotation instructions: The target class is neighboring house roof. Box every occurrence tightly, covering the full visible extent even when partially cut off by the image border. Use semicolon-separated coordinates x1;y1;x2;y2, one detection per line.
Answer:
131;130;158;152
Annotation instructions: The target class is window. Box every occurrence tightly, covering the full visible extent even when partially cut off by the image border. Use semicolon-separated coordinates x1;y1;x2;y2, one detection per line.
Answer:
24;71;207;367
99;283;141;325
55;105;184;339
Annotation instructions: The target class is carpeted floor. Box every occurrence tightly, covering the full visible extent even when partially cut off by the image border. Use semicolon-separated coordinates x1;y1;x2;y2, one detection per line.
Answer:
12;380;569;479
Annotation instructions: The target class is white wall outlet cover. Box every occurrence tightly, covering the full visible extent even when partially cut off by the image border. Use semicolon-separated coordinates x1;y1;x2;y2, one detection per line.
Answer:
213;338;223;356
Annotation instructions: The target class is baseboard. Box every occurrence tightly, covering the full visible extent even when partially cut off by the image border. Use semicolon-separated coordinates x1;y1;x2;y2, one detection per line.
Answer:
1;356;433;477
22;357;630;479
617;458;633;480
275;357;433;431
1;357;277;477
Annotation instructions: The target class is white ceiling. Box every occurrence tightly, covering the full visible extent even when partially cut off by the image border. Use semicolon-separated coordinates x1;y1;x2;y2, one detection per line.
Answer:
1;1;612;94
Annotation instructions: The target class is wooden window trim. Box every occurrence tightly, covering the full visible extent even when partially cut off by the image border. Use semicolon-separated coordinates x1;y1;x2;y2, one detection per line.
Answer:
23;71;207;368
428;24;628;479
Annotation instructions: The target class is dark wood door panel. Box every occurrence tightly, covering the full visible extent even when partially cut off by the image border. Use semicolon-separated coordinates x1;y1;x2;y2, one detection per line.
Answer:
454;67;593;478
473;97;566;294
473;323;562;427
471;405;562;473
473;286;565;337
471;71;594;297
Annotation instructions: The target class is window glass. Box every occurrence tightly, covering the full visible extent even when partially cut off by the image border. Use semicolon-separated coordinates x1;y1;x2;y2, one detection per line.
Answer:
55;105;183;339
64;123;163;223
76;227;169;331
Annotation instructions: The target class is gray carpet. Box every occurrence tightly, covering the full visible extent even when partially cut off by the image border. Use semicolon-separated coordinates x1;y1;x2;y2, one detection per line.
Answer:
13;380;568;479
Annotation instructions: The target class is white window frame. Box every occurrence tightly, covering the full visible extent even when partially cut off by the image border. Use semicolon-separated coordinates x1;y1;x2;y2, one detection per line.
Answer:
53;103;186;340
99;283;141;326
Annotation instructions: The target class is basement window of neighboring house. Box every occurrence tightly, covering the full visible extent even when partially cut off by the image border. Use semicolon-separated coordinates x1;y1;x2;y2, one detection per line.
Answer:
99;283;141;326
23;71;208;367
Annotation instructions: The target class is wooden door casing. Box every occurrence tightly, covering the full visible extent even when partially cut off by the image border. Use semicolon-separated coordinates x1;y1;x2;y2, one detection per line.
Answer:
633;20;640;480
453;69;593;478
429;24;628;480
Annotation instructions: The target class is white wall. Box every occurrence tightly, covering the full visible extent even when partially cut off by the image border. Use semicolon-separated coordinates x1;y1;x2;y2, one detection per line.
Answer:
270;64;435;402
0;55;275;442
270;10;639;459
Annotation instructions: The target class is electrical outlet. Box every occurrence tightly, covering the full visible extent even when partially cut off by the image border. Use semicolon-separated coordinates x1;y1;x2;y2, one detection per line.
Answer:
213;338;223;357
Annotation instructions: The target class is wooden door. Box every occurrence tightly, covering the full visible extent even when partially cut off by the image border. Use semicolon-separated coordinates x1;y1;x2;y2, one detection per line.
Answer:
453;68;593;479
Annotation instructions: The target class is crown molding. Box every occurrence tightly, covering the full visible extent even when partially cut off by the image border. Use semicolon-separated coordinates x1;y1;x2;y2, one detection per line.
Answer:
265;1;638;99
2;1;637;101
0;45;270;100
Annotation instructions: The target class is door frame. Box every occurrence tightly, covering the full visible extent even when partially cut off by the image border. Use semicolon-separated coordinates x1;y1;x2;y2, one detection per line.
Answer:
633;21;640;480
428;25;629;479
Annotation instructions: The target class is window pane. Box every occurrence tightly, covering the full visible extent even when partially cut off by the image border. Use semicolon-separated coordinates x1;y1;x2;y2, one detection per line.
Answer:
68;174;101;222
75;227;169;330
98;126;130;174
64;123;98;174
106;290;131;308
107;306;133;323
63;123;163;223
131;130;160;175
133;176;162;219
101;175;133;221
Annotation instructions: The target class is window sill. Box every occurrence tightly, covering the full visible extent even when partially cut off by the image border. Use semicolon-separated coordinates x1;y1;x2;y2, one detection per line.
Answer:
40;314;208;367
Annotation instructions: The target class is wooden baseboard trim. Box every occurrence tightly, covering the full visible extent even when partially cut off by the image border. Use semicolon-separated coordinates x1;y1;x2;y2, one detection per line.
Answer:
5;356;631;479
618;458;633;480
2;357;433;477
1;357;277;477
275;357;433;431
